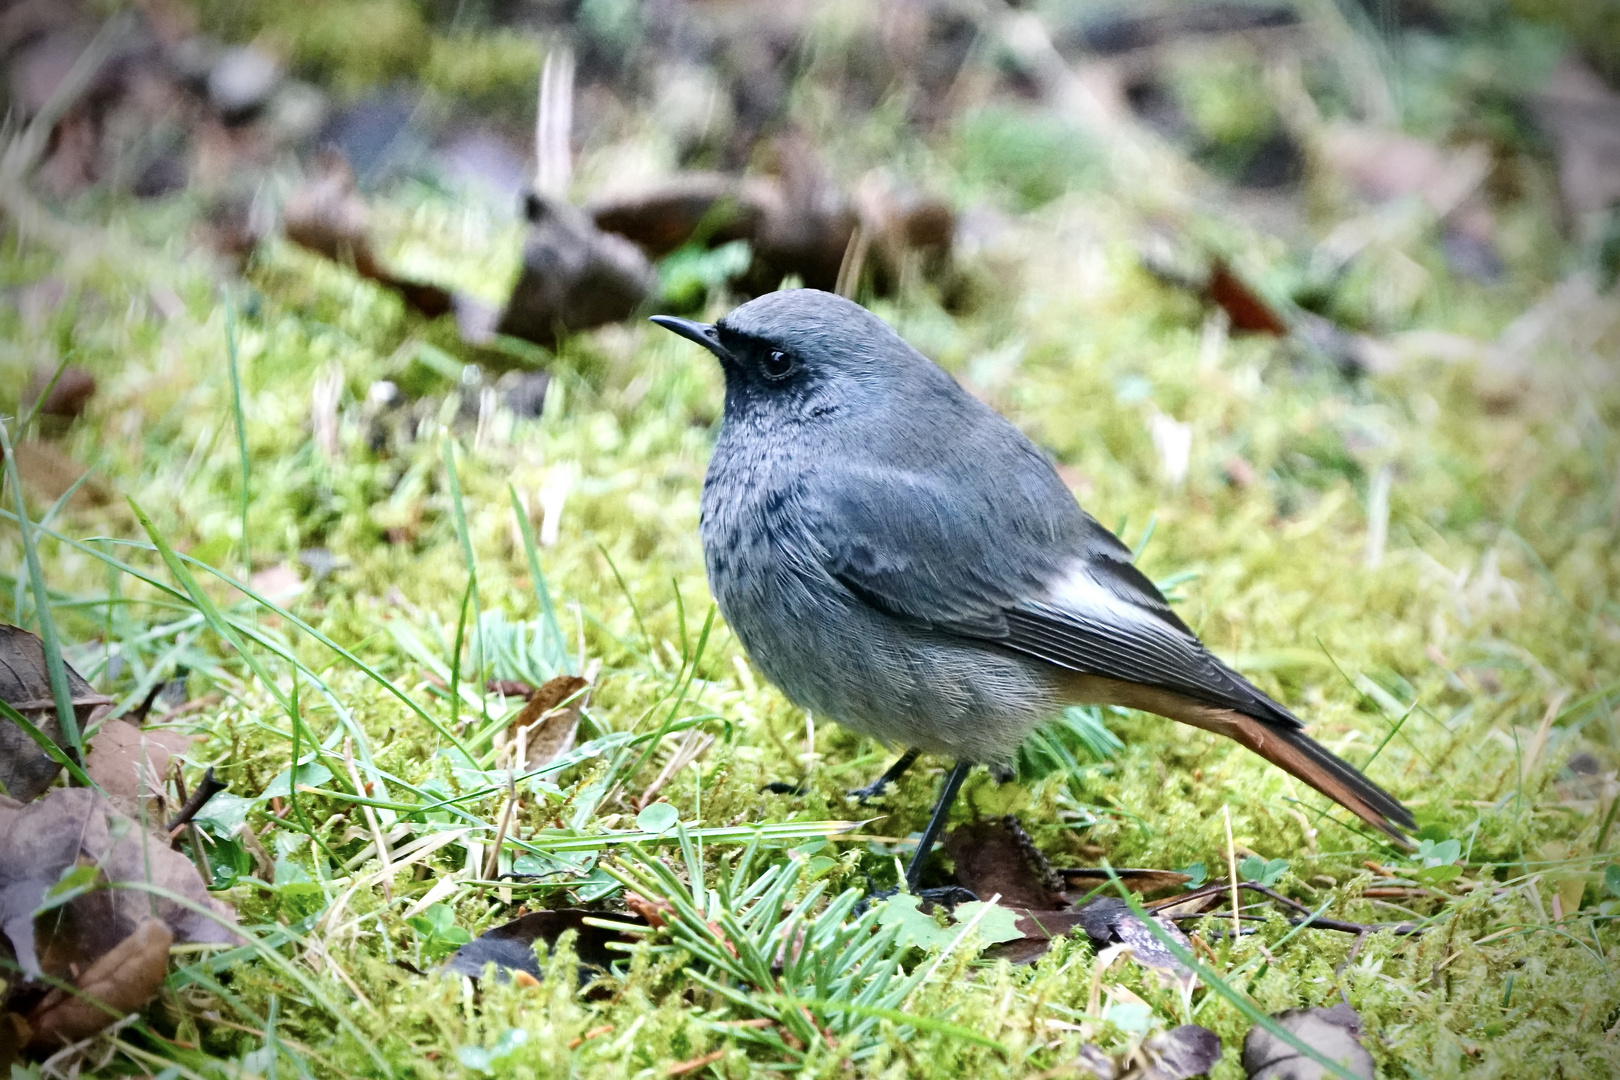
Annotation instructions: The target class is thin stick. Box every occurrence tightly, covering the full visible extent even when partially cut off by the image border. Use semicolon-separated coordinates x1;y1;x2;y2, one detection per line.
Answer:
484;769;518;881
1223;804;1241;943
167;767;227;842
343;738;394;901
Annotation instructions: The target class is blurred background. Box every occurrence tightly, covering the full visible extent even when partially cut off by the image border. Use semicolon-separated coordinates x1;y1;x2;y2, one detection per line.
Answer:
5;0;1619;355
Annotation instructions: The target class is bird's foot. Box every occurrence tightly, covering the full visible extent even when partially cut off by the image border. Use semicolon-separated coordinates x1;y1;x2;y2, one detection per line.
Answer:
846;776;894;803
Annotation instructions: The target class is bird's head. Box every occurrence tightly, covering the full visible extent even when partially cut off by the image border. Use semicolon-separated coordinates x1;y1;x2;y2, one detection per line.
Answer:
652;289;935;423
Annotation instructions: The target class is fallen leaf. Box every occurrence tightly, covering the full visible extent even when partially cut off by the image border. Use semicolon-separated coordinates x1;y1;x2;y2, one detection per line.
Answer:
1059;867;1193;898
84;718;196;819
1241;1003;1374;1080
0;442;110;512
24;917;172;1050
443;909;641;984
23;364;96;427
0;787;238;983
496;674;590;770
985;896;1196;977
588;173;771;258
944;816;1067;909
0;624;113;801
284;154;460;320
1207;260;1288;335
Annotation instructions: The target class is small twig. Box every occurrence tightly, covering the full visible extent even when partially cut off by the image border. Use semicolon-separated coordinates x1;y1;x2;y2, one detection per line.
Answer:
1242;880;1315;917
484;769;518;880
1222;805;1241;942
167;767;226;842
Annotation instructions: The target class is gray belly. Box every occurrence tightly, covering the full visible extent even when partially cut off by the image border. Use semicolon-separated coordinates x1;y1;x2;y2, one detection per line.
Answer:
704;522;1060;763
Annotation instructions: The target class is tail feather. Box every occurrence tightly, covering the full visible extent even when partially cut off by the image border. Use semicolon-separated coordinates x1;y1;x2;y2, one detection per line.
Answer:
1217;713;1415;840
1061;673;1415;842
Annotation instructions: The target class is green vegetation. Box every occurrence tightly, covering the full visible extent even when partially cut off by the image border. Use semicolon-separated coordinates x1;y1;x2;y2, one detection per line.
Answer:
2;2;1618;1077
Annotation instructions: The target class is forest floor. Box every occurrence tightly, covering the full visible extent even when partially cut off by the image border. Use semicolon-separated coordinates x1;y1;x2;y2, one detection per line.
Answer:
2;2;1618;1077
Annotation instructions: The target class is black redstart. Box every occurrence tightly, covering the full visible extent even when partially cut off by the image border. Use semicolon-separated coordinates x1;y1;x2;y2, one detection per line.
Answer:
652;290;1413;889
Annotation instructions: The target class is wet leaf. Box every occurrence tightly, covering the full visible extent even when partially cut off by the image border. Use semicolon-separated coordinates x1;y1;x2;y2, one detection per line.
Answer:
442;909;642;982
0;624;113;802
944;816;1066;909
1242;1003;1374;1080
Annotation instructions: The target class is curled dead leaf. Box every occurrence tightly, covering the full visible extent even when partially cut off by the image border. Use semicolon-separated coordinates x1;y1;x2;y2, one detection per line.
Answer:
0;787;238;985
0;624;113;801
24;917;172;1050
496;674;590;771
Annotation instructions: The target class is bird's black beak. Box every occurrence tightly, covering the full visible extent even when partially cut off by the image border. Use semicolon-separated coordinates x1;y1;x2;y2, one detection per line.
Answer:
650;316;733;363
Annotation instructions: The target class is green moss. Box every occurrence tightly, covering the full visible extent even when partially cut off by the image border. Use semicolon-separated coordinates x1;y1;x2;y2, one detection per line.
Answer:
3;15;1618;1075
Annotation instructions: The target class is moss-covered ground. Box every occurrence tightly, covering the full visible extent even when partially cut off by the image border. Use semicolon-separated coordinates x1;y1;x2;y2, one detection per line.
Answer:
3;3;1619;1077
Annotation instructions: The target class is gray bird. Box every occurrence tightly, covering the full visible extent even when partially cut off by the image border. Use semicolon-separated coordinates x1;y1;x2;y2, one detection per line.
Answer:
652;290;1413;889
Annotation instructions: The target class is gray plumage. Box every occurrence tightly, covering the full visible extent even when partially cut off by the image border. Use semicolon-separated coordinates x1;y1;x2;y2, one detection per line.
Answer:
654;289;1412;837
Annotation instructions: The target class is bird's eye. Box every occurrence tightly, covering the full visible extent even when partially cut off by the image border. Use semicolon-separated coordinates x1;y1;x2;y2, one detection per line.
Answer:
761;349;796;380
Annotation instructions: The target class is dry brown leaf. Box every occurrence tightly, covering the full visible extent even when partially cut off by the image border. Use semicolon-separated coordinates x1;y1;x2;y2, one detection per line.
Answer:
0;624;113;802
1058;866;1193;898
499;674;590;770
23;363;96;427
84;718;196;820
1207;260;1288;336
0;788;237;984
24;917;172;1050
284;155;457;319
0;442;110;511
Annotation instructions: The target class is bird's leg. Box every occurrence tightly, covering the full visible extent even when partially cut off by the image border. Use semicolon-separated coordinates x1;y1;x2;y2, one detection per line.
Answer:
847;747;921;803
903;760;972;893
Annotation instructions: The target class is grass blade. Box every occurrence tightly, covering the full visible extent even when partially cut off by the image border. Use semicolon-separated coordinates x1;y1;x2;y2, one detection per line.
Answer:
0;417;84;763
